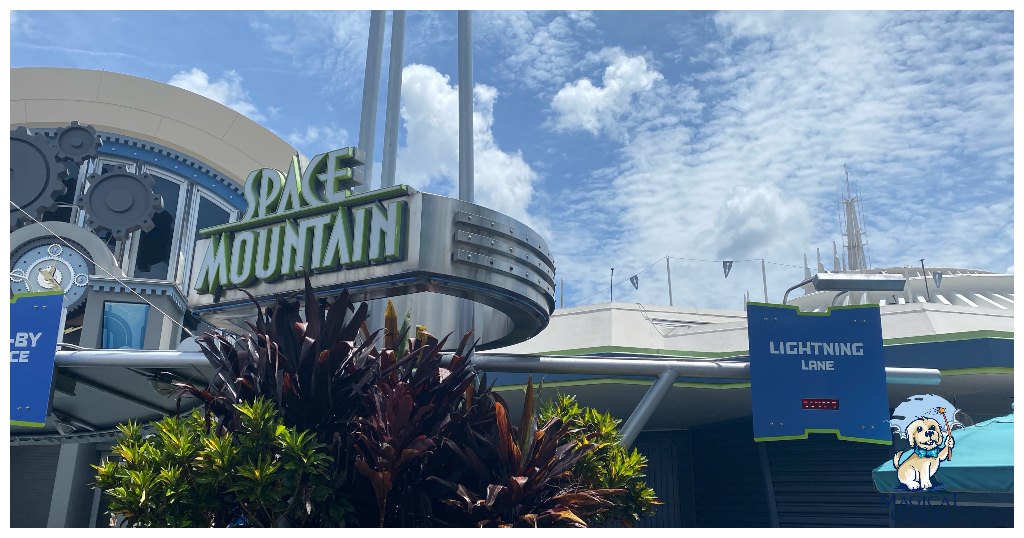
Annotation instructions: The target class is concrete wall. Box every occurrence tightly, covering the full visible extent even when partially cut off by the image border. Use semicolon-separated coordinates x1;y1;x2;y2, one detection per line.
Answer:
11;67;297;185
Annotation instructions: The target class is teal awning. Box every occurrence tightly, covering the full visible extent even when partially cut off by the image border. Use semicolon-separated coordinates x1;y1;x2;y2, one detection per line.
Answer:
873;412;1014;493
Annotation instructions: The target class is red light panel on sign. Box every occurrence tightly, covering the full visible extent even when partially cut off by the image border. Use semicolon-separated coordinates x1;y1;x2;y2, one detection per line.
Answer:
802;398;839;410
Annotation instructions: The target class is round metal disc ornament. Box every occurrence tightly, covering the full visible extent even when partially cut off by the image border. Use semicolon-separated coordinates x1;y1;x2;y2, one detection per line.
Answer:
53;121;101;164
10;126;68;230
78;166;163;240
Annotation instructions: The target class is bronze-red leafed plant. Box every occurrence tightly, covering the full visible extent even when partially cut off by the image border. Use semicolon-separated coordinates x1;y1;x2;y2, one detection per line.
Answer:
429;379;624;527
144;276;651;527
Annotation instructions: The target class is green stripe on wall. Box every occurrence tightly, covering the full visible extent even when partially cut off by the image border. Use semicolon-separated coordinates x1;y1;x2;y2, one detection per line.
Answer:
755;429;892;445
537;346;746;359
533;330;1012;358
883;330;1013;345
939;367;1013;376
490;367;1011;392
10;420;46;428
493;378;751;392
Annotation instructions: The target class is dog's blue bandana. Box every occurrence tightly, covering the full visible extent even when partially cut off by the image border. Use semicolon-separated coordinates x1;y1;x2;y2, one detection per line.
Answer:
913;445;944;458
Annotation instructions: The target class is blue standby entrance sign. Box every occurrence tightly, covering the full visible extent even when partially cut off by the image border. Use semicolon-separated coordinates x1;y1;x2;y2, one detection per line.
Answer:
11;291;64;427
747;303;891;444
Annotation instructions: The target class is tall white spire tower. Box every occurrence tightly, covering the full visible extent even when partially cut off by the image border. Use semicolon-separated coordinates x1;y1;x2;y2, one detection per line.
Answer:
840;164;869;271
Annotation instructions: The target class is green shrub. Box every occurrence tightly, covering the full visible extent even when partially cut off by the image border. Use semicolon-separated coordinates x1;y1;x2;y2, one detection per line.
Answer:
94;398;337;527
539;393;661;526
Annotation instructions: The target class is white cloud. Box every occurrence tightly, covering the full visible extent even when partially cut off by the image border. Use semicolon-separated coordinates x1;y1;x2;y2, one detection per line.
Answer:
168;68;264;122
395;64;540;228
551;48;666;139
544;12;1013;309
477;11;598;94
286;125;352;156
709;184;811;260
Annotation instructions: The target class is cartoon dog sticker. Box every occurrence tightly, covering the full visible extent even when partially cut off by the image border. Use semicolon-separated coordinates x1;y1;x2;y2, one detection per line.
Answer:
890;395;960;491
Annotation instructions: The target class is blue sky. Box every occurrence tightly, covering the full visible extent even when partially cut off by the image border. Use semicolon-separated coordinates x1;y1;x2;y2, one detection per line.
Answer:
9;9;1015;310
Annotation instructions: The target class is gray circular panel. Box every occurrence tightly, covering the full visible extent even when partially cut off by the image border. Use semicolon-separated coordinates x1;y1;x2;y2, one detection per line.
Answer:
10;127;68;230
54;121;101;164
78;166;163;240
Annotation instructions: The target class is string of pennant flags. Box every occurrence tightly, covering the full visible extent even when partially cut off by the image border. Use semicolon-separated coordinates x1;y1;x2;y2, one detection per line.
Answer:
573;256;803;305
570;253;947;307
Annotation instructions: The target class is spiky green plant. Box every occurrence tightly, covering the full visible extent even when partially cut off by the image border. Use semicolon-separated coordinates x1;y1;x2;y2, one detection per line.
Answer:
538;393;661;526
94;398;334;527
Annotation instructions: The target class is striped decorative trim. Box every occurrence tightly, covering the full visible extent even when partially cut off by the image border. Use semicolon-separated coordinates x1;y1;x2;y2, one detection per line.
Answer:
533;329;1013;359
88;277;187;313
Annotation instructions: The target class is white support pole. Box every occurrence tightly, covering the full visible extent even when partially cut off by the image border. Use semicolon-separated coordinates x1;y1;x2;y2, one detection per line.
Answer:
457;10;475;341
457;10;474;203
47;442;98;527
380;10;406;189
761;258;769;302
666;256;674;306
357;10;386;193
619;370;678;447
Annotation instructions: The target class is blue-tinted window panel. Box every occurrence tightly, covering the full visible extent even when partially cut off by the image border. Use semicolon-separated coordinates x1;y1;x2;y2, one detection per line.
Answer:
195;196;231;233
133;175;182;280
102;302;150;349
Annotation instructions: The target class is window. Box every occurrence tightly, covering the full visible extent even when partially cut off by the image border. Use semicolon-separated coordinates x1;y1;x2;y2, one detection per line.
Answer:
76;154;241;290
101;302;150;349
195;196;232;234
176;193;233;288
133;174;184;279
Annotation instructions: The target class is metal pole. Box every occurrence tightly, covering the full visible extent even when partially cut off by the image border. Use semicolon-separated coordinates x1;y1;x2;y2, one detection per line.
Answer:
831;291;849;306
610;267;614;303
456;10;475;341
619;370;678;447
57;349;943;385
782;277;812;305
761;258;769;303
457;11;474;203
666;256;674;306
920;259;931;303
380;10;406;189
357;10;386;193
560;277;564;309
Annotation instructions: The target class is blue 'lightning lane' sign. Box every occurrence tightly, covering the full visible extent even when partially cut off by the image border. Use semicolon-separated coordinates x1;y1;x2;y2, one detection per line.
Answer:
11;291;64;428
748;303;891;444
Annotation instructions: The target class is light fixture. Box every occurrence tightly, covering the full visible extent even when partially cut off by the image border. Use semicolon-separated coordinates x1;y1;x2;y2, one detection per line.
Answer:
783;273;908;304
150;372;179;397
54;418;77;436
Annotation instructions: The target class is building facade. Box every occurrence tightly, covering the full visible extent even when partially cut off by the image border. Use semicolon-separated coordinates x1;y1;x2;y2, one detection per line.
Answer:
10;67;296;527
9;67;1013;528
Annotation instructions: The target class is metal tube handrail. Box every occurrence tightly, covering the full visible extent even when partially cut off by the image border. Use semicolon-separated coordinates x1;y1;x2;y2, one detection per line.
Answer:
55;350;942;385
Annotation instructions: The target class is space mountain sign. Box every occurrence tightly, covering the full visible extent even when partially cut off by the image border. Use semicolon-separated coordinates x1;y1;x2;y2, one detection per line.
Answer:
193;147;408;296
